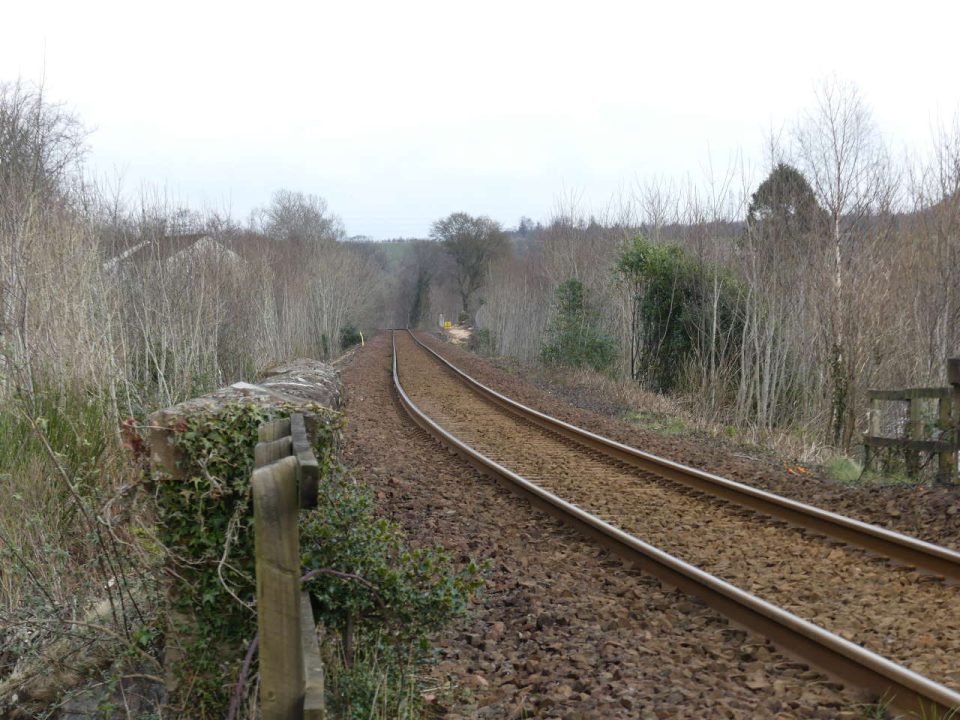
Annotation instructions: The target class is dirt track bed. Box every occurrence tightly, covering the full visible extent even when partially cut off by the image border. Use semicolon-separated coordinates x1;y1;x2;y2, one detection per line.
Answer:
419;333;960;552
396;332;960;693
341;334;866;718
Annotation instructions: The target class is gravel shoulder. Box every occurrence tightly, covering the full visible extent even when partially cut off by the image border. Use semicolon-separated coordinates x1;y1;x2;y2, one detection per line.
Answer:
340;333;867;719
416;332;960;551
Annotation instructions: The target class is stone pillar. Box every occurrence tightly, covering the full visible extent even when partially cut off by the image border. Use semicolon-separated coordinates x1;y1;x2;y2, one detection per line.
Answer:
147;360;342;717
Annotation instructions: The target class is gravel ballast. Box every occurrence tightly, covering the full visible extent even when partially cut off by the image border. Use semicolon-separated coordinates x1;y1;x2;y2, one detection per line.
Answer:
417;332;960;552
396;332;960;693
340;334;867;719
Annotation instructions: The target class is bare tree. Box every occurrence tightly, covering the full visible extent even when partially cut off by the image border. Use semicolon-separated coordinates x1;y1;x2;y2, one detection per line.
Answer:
430;212;509;320
252;189;345;246
0;80;87;385
795;77;885;446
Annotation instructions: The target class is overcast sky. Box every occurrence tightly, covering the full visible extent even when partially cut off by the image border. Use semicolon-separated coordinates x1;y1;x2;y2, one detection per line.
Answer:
4;1;960;238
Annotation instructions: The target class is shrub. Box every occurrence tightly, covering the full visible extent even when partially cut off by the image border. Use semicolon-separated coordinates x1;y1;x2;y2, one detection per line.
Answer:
340;323;364;350
0;382;161;716
301;469;484;717
301;470;483;653
468;327;496;355
617;236;745;392
540;279;617;372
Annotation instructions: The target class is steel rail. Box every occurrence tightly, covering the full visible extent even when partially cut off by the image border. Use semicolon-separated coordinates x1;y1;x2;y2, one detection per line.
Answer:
405;330;960;583
391;331;960;716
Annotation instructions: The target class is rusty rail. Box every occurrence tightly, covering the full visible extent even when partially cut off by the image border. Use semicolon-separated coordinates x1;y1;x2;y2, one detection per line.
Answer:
392;331;960;717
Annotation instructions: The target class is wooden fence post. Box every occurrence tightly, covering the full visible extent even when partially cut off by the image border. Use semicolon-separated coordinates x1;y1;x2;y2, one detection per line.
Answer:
865;397;881;470
291;414;320;508
948;358;960;484
301;592;326;720
253;456;304;720
147;424;192;702
259;418;293;443
256;436;294;467
907;398;922;476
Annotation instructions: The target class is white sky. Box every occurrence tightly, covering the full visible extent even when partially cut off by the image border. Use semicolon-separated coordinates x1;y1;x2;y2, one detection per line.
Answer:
3;0;960;238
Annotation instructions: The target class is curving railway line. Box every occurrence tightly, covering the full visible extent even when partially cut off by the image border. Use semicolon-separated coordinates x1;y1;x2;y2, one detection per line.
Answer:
391;329;960;717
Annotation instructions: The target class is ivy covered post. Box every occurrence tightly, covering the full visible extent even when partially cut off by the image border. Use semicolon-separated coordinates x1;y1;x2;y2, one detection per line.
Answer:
147;361;341;719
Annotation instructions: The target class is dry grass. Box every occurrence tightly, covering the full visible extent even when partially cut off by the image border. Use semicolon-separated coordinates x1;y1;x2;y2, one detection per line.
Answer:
509;361;839;467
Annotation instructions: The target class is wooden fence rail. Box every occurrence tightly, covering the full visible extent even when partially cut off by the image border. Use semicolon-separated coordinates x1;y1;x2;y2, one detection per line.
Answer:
252;414;325;720
863;358;960;483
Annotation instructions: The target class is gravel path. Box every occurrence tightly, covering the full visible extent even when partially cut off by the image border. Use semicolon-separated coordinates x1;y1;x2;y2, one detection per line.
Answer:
396;331;960;693
341;334;866;718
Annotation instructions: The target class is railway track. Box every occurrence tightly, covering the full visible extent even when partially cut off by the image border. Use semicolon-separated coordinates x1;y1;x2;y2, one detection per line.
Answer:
391;329;960;717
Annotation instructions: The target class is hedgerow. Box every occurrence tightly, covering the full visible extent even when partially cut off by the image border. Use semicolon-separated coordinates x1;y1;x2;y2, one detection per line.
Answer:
154;400;483;719
155;401;341;717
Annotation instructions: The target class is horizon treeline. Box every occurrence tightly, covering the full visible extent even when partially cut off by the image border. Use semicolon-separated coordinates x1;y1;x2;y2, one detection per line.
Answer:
4;75;959;459
393;79;960;456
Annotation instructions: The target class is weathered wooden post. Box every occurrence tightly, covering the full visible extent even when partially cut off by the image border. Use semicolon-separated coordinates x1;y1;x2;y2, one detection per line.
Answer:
291;414;320;508
146;423;192;699
947;358;960;484
907;396;922;476
865;396;881;470
301;592;326;720
253;414;326;719
146;362;340;718
938;391;954;483
253;455;304;720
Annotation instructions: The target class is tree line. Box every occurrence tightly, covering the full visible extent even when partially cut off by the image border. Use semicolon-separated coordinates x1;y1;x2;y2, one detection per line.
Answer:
396;79;960;456
0;78;390;654
0;82;390;419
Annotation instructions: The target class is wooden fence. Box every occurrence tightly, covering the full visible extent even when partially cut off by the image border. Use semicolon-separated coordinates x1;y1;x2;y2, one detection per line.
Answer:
252;414;325;720
863;358;960;483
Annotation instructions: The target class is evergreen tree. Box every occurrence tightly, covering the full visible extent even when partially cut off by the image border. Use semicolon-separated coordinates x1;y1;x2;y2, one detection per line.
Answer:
540;279;617;372
746;163;825;259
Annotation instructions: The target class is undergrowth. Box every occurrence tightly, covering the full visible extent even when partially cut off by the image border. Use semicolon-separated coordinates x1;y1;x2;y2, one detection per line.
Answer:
1;382;484;719
302;468;485;719
158;400;342;717
824;456;863;484
0;379;163;718
492;354;930;477
157;400;482;719
158;402;274;716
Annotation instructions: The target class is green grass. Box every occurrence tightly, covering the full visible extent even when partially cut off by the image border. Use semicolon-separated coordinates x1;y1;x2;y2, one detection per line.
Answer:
851;694;960;720
824;456;863;484
625;410;688;436
0;382;114;479
0;384;119;597
323;630;425;720
825;454;927;488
